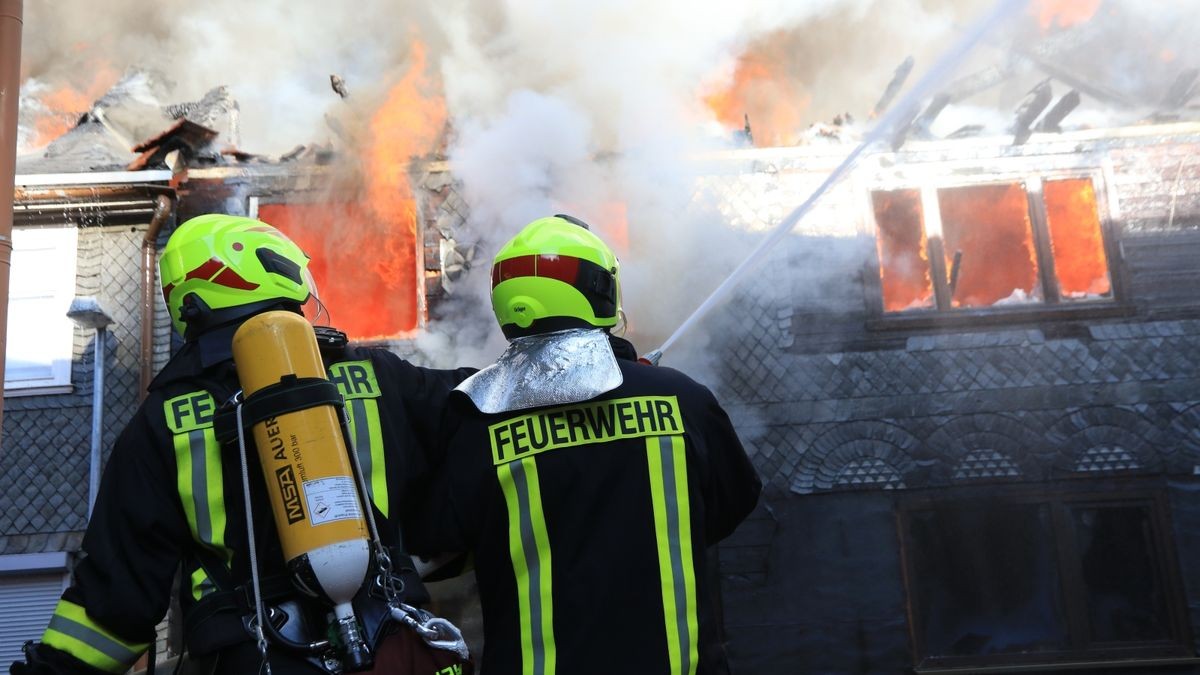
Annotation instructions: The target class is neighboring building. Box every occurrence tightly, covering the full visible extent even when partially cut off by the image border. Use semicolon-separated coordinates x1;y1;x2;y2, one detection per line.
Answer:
0;171;174;664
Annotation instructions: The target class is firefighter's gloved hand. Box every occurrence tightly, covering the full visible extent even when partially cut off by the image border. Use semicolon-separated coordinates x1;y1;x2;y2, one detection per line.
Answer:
9;642;53;675
10;642;94;675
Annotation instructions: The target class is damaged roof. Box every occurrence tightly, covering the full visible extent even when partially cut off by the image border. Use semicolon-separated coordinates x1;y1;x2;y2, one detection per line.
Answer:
17;69;240;176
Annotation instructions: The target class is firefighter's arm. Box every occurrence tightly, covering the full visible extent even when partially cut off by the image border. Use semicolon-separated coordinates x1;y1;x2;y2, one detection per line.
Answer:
401;399;476;569
693;387;762;542
379;351;476;449
15;410;186;674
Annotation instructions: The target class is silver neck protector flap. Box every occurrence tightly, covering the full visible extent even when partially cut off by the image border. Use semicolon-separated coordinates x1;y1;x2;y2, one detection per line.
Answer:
456;328;624;414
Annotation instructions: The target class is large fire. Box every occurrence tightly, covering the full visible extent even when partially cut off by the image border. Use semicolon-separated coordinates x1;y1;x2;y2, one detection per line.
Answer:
874;189;933;312
263;42;447;341
938;184;1041;308
704;31;810;147
876;180;1112;313
258;201;412;339
28;66;118;148
1043;178;1110;298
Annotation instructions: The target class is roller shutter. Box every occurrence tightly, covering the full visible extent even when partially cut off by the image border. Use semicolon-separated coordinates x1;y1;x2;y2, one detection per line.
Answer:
0;574;64;666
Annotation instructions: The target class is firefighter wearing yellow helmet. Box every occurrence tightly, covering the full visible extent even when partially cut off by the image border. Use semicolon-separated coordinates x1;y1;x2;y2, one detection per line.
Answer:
159;214;316;338
12;214;474;674
406;214;762;675
489;213;621;339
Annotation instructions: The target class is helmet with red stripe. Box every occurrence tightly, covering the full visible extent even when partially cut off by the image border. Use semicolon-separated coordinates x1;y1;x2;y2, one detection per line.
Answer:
159;214;312;339
491;214;621;340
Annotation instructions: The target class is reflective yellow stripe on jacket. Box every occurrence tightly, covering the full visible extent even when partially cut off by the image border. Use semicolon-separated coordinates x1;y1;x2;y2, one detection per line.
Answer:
42;599;149;673
498;457;556;675
489;395;696;675
163;390;230;601
646;434;699;675
328;360;388;516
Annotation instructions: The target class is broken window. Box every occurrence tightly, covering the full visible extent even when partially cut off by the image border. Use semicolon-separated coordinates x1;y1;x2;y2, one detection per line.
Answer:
1044;178;1112;301
899;487;1192;671
873;189;934;311
872;176;1114;315
938;183;1042;308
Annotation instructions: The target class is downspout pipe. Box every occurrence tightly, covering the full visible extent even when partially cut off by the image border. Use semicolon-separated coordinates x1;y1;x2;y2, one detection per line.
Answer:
0;0;21;440
141;194;174;399
87;324;107;518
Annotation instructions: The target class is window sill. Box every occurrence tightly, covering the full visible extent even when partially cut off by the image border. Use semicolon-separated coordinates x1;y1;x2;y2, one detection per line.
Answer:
867;302;1136;332
3;384;74;398
915;655;1200;674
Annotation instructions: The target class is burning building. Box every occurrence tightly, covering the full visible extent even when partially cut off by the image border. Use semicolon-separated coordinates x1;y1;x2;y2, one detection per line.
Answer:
404;116;1200;673
3;0;1200;672
696;121;1200;673
0;66;462;664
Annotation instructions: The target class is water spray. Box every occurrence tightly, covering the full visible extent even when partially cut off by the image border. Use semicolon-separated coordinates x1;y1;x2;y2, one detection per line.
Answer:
641;0;1030;366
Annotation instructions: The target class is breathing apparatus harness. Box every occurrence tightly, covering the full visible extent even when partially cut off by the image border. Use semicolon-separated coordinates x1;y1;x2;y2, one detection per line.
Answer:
219;322;467;674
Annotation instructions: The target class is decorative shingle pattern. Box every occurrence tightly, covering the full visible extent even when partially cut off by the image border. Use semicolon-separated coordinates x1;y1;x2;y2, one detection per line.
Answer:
953;449;1022;481
1075;445;1141;472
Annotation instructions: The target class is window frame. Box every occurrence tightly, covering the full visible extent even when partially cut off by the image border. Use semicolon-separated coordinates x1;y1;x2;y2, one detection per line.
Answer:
4;225;79;395
864;167;1131;330
897;481;1196;673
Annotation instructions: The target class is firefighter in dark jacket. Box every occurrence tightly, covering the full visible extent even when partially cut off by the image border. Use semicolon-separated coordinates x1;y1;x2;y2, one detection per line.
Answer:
406;215;762;675
11;214;474;675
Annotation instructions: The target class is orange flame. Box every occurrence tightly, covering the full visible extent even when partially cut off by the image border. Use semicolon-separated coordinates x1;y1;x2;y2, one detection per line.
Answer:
876;180;1112;312
1032;0;1101;31
874;190;934;312
1044;178;1110;298
357;40;447;338
939;184;1041;308
261;41;447;341
704;33;810;147
30;65;118;148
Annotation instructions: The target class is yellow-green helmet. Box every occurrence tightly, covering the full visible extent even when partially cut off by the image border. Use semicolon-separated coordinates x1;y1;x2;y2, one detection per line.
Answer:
159;214;312;338
491;214;621;340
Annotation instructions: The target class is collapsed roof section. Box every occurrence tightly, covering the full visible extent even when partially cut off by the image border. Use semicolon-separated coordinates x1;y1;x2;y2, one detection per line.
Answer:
729;1;1200;150
15;68;329;176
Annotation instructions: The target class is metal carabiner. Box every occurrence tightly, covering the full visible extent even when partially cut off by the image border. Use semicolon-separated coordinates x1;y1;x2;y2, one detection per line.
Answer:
389;604;470;661
417;617;470;660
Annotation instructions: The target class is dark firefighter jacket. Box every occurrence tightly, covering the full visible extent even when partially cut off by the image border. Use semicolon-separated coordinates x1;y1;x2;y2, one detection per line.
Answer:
23;325;474;674
406;337;762;675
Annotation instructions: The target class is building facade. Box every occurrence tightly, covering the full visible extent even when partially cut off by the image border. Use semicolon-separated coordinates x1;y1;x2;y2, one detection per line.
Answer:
700;124;1200;673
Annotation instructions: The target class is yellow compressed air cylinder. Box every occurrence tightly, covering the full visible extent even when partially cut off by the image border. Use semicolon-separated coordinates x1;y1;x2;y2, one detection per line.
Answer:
232;310;370;623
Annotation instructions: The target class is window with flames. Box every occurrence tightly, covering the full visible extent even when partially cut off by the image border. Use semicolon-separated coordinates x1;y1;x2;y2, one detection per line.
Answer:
871;176;1115;315
253;201;422;341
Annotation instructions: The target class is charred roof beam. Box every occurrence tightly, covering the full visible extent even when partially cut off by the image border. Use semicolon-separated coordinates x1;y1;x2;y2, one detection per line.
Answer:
1036;90;1082;133
1012;79;1053;145
872;56;915;118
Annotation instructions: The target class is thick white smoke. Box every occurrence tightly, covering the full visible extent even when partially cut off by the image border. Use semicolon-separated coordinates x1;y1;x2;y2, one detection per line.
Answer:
428;0;996;376
21;0;1198;378
21;0;446;155
8;0;1029;376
